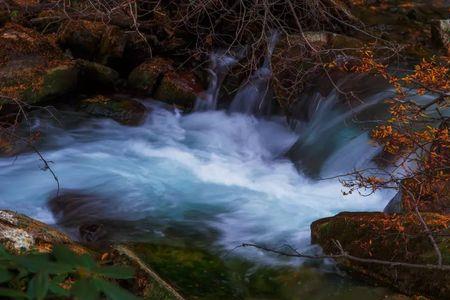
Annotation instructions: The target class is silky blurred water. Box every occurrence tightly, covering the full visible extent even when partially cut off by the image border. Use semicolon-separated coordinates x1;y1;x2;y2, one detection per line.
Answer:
0;101;392;261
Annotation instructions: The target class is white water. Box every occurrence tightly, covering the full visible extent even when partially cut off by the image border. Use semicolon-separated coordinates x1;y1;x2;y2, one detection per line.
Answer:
229;32;279;115
195;53;237;111
0;100;393;258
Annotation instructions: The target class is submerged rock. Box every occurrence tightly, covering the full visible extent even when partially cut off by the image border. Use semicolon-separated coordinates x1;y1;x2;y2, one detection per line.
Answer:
79;95;148;126
0;210;86;254
48;191;155;245
0;23;78;105
311;212;450;299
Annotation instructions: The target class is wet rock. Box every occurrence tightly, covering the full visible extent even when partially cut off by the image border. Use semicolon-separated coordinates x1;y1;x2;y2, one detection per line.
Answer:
311;212;450;299
77;59;120;89
127;57;174;94
154;71;203;108
58;19;127;65
79;223;108;243
0;209;86;254
0;23;78;105
431;19;450;55
79;95;148;126
128;57;203;107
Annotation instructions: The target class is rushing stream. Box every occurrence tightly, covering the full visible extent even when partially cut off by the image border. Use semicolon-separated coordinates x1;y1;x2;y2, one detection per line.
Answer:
0;47;401;298
0;94;399;298
0;100;392;251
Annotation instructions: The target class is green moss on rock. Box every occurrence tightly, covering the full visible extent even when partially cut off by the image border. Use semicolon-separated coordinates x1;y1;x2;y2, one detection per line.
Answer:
0;23;78;105
127;243;239;299
21;63;78;103
77;59;120;87
128;57;174;94
311;212;450;298
79;95;148;126
153;71;203;108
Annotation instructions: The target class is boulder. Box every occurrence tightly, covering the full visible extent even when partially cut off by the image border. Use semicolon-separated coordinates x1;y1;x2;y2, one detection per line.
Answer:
128;57;203;108
431;19;450;56
127;57;174;94
311;212;450;299
153;71;203;108
0;210;86;254
79;95;148;126
58;19;127;65
77;59;120;89
0;23;78;105
0;210;178;298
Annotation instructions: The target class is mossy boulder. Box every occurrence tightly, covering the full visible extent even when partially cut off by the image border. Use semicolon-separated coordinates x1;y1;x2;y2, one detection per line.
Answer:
77;59;120;88
0;211;177;299
154;71;203;108
0;210;87;255
79;95;148;126
127;57;175;94
21;64;78;103
58;19;127;65
128;57;203;108
0;23;78;105
311;212;450;299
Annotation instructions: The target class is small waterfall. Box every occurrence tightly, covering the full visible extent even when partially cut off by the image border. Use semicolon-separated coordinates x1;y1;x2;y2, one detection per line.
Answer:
195;53;237;111
286;75;395;177
228;32;279;115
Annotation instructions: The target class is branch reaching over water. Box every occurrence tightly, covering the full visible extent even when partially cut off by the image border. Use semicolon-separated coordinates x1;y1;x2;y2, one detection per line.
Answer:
240;242;450;271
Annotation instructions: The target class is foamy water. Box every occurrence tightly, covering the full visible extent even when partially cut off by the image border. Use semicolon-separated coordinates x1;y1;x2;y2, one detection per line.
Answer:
0;101;392;260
